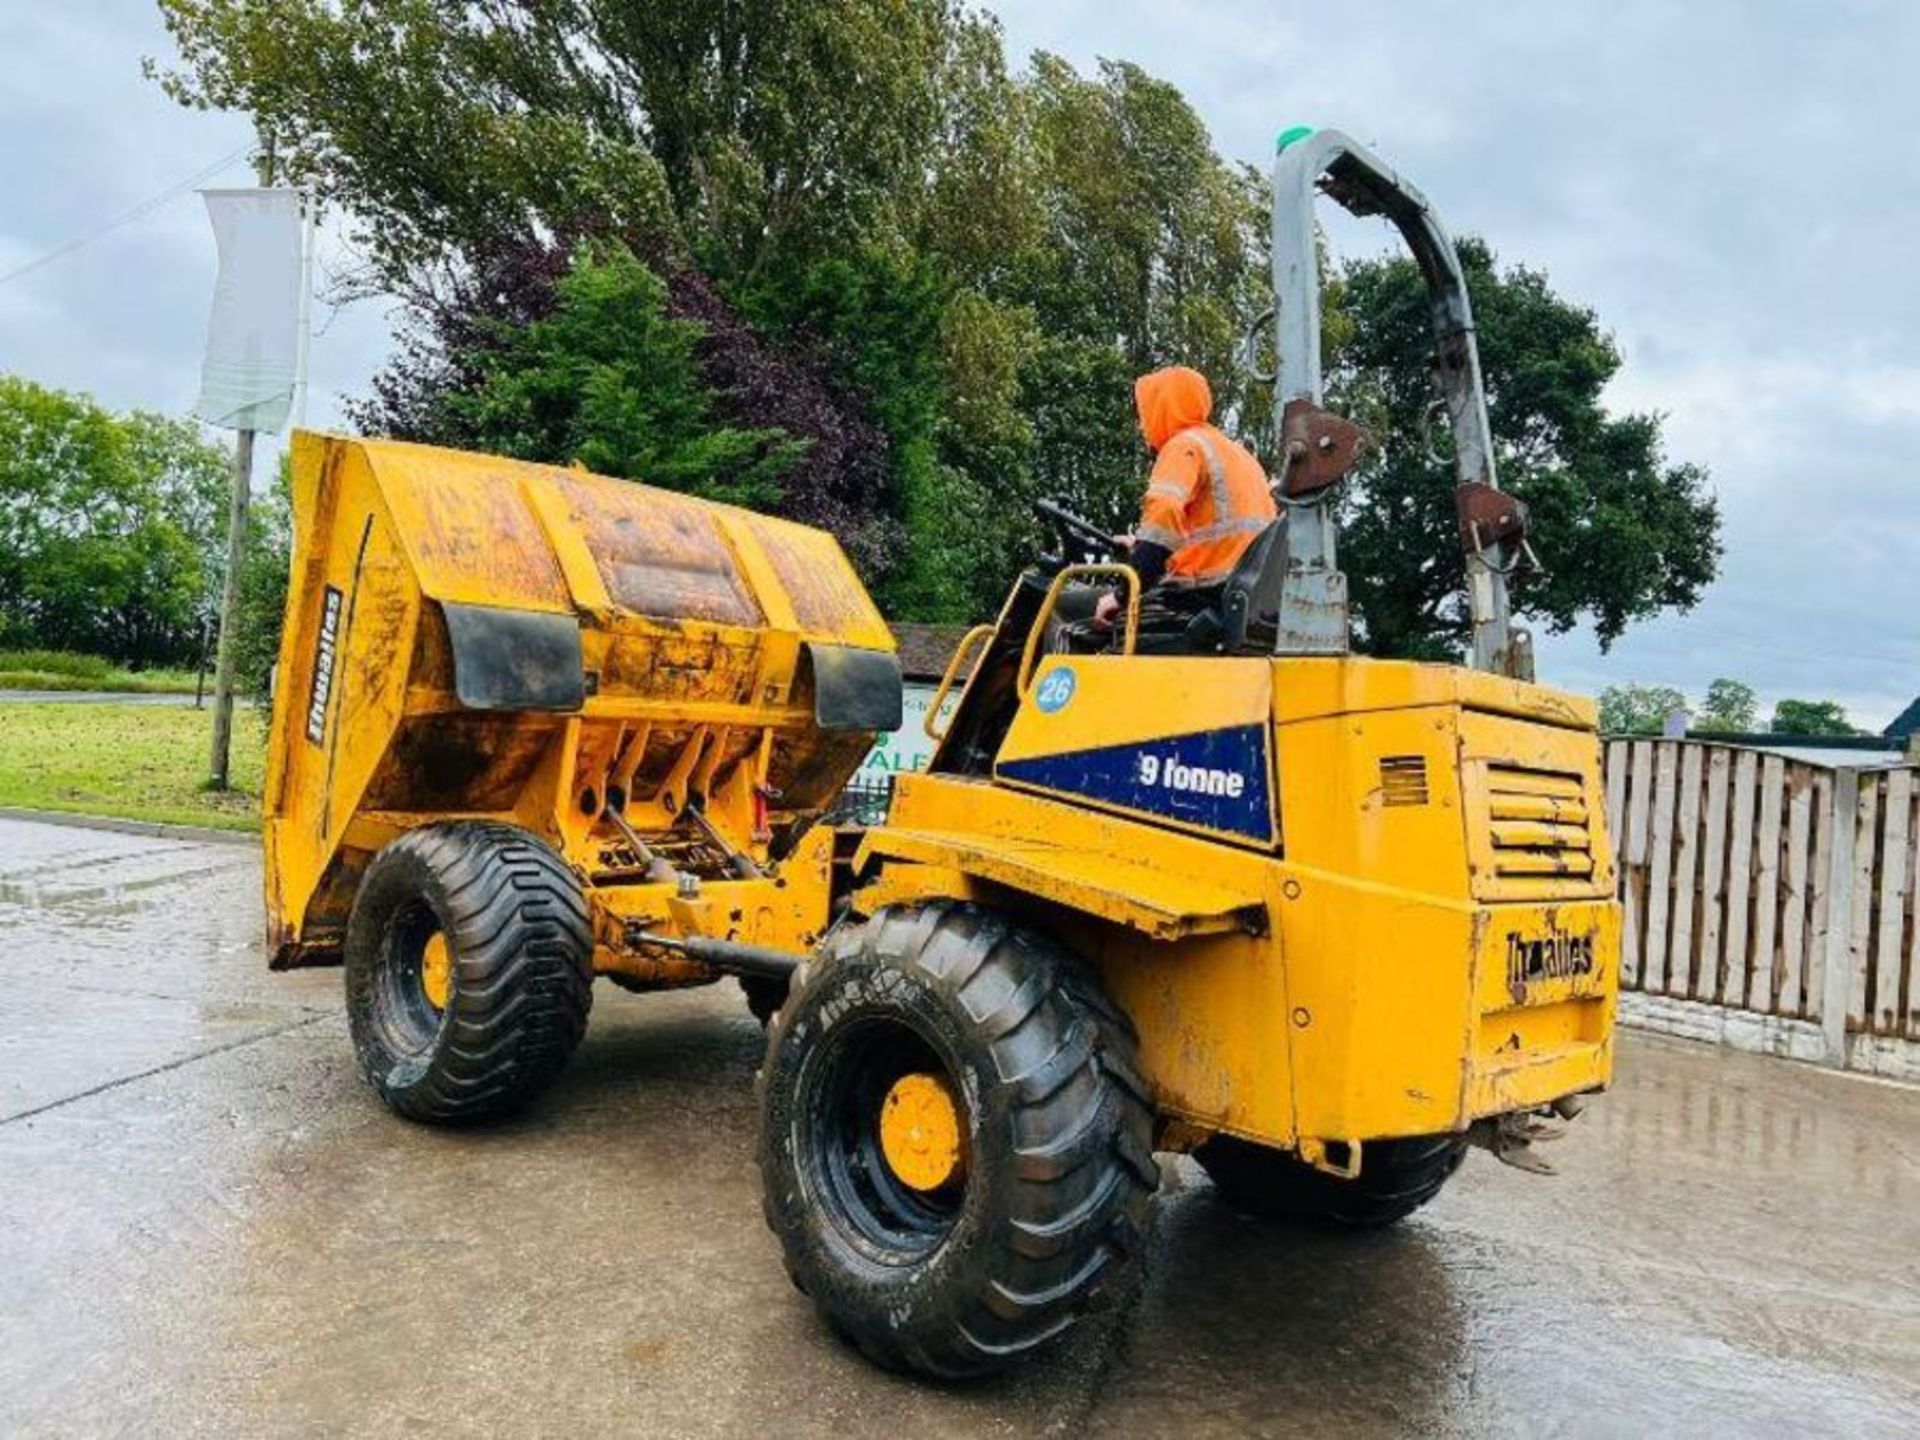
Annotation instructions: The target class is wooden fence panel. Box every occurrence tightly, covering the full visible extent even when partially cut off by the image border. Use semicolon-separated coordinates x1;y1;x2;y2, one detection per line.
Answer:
1644;744;1678;992
1670;745;1704;999
1907;785;1920;1039
1848;780;1879;1027
1901;770;1917;1041
1696;747;1731;1005
1872;770;1911;1034
1590;742;1920;1070
1747;756;1785;1011
1721;751;1758;1006
1778;771;1813;1016
1605;742;1628;853
1804;770;1834;1022
1621;741;1653;988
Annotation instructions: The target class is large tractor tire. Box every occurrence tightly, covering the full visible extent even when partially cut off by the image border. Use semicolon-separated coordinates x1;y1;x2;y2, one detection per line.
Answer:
1194;1133;1466;1229
344;821;593;1124
758;902;1157;1379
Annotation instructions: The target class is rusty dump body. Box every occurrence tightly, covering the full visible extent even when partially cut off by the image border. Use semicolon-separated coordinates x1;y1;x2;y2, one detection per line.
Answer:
263;433;899;984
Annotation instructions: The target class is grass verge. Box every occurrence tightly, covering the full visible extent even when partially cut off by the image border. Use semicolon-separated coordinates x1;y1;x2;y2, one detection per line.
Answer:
0;702;265;831
0;649;200;695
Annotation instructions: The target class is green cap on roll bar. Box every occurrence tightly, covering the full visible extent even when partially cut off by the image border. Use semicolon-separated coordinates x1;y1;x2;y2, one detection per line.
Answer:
1275;125;1315;155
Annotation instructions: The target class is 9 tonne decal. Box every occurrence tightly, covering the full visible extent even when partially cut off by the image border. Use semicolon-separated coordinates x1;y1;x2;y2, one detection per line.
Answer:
1136;751;1249;800
997;723;1275;843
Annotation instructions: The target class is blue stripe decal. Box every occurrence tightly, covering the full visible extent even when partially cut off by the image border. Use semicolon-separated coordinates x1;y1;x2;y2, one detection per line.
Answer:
997;724;1274;841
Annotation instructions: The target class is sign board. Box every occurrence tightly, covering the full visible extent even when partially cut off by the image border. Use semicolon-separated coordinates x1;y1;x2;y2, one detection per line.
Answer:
859;682;956;779
195;187;303;433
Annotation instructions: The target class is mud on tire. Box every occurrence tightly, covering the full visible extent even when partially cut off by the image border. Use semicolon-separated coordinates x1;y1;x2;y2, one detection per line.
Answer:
1195;1132;1466;1229
344;821;593;1124
757;902;1157;1378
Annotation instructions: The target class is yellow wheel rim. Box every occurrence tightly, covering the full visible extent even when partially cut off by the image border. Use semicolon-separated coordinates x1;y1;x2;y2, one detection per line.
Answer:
420;932;452;1011
878;1072;964;1192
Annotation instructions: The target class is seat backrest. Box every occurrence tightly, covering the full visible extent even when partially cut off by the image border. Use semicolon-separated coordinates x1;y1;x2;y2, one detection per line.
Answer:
1218;518;1289;654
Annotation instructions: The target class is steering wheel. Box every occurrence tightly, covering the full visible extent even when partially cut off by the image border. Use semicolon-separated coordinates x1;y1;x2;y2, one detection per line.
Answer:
1035;498;1128;564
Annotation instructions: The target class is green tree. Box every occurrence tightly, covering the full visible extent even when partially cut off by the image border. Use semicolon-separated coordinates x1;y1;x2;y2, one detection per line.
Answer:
0;376;228;664
1770;699;1857;736
1598;683;1689;737
156;2;1714;642
231;456;293;708
151;4;1268;614
906;53;1269;617
1328;240;1720;658
152;0;957;285
441;247;805;509
1009;57;1266;522
1695;678;1757;733
158;0;964;596
733;245;951;612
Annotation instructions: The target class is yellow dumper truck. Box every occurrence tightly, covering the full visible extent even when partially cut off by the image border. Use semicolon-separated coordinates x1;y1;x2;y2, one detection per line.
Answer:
262;129;1618;1377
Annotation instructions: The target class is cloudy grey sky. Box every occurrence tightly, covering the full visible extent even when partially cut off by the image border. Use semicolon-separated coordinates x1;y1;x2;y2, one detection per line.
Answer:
4;2;1916;726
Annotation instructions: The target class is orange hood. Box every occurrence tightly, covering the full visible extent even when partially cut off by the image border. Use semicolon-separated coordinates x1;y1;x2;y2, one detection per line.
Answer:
1134;366;1212;451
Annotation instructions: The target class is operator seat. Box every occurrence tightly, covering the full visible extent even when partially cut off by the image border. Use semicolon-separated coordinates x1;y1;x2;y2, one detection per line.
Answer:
954;518;1291;779
1128;515;1290;656
1217;514;1289;654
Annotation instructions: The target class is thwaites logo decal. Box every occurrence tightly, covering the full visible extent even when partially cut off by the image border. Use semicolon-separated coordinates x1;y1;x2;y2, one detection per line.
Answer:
997;724;1273;841
1505;926;1599;996
305;585;344;746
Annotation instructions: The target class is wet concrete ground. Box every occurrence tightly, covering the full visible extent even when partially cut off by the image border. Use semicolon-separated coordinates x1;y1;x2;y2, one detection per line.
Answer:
2;813;1917;1438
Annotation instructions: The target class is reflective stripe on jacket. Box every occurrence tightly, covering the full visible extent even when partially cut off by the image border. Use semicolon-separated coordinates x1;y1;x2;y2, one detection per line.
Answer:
1137;423;1277;585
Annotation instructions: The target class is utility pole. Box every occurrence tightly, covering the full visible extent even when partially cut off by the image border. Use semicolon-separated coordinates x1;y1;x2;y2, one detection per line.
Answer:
208;130;275;790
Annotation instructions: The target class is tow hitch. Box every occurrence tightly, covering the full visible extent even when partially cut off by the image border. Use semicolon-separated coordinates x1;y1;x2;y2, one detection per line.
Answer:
1470;1095;1588;1175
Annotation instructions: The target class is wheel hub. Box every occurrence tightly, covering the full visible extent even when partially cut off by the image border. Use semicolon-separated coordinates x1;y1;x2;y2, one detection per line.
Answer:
420;932;452;1011
878;1072;963;1192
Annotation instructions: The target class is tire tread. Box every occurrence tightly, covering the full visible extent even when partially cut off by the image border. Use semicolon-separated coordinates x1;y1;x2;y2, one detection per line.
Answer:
758;901;1156;1378
344;821;592;1125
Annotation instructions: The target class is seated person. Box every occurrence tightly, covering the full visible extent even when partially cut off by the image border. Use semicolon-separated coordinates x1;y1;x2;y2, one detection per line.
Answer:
1095;366;1277;628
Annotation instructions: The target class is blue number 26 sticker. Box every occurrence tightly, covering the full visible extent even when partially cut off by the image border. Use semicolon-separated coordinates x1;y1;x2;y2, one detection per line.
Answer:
1034;666;1076;714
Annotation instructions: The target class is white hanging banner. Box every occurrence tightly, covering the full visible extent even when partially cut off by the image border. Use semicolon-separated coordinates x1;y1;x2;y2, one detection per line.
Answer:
194;186;303;432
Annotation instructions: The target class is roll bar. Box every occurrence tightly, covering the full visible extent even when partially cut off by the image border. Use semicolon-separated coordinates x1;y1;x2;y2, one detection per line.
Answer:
1267;127;1534;680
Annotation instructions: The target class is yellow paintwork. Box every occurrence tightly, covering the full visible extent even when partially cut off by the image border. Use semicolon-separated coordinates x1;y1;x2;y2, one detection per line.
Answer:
854;653;1620;1158
262;433;890;981
857;824;1262;940
265;430;1617;1181
879;1073;965;1192
998;656;1278;847
1015;564;1141;695
925;625;995;742
420;932;451;1010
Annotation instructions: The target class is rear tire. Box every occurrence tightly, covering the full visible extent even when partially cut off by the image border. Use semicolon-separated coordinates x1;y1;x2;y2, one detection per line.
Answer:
1194;1133;1466;1229
757;902;1157;1378
344;821;593;1124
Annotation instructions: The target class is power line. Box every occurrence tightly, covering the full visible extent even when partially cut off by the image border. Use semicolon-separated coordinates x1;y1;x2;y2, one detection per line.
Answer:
0;144;252;290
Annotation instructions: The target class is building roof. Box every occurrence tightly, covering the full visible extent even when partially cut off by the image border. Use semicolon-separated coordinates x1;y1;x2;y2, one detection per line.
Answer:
887;623;972;683
1683;733;1910;769
1737;744;1910;770
1884;696;1920;741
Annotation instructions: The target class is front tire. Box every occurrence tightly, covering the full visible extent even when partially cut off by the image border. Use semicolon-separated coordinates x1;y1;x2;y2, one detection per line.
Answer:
1194;1133;1466;1229
758;902;1157;1378
344;821;593;1124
